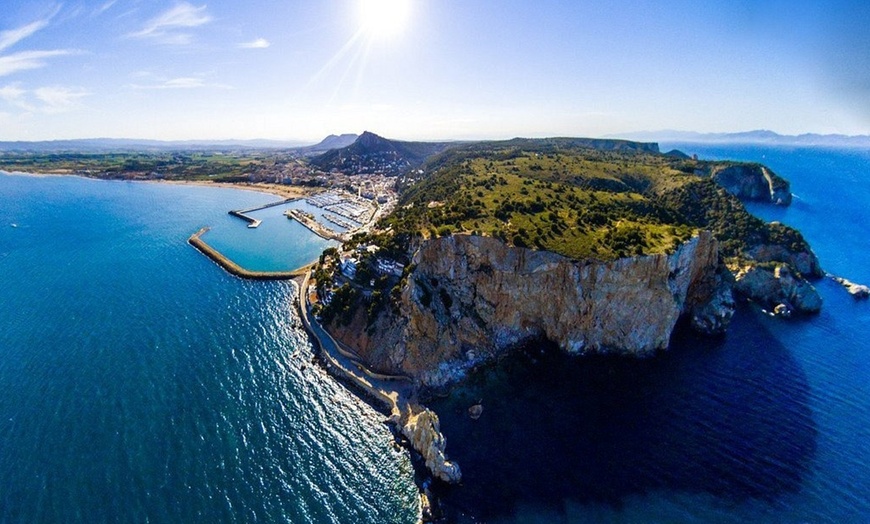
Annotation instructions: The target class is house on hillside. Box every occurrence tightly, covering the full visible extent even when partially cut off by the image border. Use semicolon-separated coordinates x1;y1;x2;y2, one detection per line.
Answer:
340;257;358;278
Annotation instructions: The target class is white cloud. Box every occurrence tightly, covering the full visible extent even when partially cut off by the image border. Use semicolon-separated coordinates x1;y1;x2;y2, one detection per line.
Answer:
130;3;212;44
238;38;270;49
129;77;231;90
0;84;89;113
0;84;27;106
93;0;118;17
0;11;75;79
0;50;74;78
0;19;51;53
34;86;90;113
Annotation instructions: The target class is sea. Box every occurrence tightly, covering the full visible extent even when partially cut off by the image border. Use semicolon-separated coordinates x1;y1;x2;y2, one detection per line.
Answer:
430;144;870;523
0;175;418;523
0;143;868;524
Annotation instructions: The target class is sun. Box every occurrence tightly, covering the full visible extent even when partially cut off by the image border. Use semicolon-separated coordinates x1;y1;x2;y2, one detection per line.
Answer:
358;0;411;39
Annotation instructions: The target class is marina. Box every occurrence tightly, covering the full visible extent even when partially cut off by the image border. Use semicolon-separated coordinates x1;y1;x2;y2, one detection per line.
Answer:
305;190;375;226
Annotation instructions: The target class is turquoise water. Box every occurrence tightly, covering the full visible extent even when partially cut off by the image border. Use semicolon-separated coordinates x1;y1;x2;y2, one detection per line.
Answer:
431;145;870;523
0;174;418;523
197;196;337;273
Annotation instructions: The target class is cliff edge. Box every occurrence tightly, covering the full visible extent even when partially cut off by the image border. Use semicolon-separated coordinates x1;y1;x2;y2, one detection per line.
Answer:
706;163;792;206
338;232;733;389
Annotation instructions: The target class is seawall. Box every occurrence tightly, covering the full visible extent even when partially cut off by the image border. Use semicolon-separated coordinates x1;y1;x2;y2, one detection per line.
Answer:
188;227;309;280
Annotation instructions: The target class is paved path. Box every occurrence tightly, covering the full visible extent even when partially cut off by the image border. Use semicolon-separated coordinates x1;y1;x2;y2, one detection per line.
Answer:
296;271;416;421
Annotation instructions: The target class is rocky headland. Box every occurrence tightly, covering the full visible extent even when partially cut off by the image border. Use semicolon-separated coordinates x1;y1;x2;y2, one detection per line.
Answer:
705;163;792;205
309;137;825;494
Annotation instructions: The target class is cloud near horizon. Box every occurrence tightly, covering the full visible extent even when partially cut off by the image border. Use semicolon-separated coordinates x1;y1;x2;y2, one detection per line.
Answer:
129;3;212;45
0;83;89;114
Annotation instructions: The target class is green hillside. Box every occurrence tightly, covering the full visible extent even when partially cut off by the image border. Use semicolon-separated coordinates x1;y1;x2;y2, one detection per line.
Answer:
375;139;810;263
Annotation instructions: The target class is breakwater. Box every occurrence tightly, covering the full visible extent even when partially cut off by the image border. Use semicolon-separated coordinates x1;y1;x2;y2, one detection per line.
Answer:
188;227;310;280
228;210;262;228
229;198;298;228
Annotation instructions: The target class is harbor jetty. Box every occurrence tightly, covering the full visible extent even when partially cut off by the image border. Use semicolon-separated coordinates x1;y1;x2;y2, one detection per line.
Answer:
188;227;309;280
228;210;262;228
229;198;298;228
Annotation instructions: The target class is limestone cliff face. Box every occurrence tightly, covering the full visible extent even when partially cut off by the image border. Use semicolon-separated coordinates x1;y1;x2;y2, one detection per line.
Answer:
709;164;792;206
360;232;734;388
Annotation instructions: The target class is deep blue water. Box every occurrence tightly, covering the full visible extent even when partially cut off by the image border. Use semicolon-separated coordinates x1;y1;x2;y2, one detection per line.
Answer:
0;174;418;523
431;145;870;523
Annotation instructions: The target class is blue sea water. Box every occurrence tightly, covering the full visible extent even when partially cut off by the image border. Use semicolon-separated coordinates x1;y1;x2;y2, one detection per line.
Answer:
431;145;870;523
2;144;870;524
202;198;338;273
0;174;418;523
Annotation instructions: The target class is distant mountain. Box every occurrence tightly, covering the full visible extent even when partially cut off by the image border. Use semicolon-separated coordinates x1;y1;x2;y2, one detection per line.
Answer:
296;133;359;155
612;129;870;147
309;131;456;176
0;138;307;153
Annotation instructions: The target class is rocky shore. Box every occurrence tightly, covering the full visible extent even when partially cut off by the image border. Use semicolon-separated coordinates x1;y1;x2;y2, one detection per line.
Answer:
293;272;459;522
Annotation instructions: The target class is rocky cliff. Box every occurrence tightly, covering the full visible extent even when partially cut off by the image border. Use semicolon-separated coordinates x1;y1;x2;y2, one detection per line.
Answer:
349;232;734;389
400;407;462;483
733;264;822;316
708;164;792;205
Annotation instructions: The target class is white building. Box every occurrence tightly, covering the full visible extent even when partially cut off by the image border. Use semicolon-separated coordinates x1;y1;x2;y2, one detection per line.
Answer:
340;257;358;278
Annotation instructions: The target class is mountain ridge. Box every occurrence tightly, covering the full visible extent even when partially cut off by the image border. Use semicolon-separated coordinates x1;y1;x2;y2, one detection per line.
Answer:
612;129;870;147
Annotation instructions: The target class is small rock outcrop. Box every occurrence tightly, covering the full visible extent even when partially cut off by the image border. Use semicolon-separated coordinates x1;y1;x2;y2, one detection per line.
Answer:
734;264;822;315
709;164;792;206
831;276;870;299
401;408;462;484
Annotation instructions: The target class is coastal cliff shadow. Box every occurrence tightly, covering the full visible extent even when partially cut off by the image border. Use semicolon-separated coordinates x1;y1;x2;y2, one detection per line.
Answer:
429;305;818;521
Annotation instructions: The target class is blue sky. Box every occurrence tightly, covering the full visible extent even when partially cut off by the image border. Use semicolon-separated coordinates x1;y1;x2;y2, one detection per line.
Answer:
0;0;868;142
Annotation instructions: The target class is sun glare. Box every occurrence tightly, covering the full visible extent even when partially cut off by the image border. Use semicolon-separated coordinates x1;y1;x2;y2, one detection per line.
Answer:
359;0;411;38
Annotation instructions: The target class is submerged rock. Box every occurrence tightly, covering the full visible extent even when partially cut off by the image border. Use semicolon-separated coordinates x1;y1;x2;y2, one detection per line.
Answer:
468;404;483;420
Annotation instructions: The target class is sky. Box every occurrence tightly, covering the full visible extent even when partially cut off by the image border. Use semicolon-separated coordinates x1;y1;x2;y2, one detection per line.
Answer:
0;0;869;142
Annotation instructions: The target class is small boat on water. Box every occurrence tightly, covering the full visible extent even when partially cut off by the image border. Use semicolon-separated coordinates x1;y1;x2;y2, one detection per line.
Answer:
10;223;18;228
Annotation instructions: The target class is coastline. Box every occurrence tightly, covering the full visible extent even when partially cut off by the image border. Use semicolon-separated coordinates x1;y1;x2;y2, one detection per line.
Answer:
293;270;455;522
158;179;315;201
0;169;315;201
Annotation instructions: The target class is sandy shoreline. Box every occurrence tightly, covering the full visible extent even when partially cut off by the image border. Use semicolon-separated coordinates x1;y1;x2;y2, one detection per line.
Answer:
158;180;315;200
0;169;316;200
